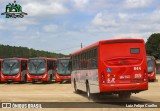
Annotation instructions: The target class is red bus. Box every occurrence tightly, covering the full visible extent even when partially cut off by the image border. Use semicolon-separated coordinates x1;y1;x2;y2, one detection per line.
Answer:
55;58;72;83
147;56;156;82
1;58;28;83
0;59;2;82
27;57;56;83
71;38;148;99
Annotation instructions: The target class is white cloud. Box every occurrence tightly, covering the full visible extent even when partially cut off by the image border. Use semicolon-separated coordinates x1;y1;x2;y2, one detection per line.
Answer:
11;19;38;25
112;32;150;38
14;35;40;40
91;8;160;33
0;19;6;29
72;0;118;13
149;10;160;22
89;8;160;43
15;26;27;31
43;24;58;33
23;2;69;16
118;13;130;20
92;12;117;27
0;18;36;31
0;26;6;30
125;0;152;8
0;18;37;26
73;0;89;9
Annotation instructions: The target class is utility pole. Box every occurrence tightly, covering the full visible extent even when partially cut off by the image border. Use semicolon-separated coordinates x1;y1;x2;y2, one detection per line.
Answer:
81;43;83;49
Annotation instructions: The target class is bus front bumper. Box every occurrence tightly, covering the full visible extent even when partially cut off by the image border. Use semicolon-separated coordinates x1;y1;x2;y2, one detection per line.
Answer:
1;74;21;82
27;74;48;82
55;75;71;82
148;74;156;81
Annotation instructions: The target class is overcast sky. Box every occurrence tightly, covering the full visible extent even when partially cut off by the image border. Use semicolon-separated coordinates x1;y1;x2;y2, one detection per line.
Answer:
0;0;160;54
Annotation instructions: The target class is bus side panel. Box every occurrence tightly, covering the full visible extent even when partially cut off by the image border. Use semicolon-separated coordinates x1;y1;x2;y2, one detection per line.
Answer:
88;69;100;93
71;70;82;90
71;69;100;93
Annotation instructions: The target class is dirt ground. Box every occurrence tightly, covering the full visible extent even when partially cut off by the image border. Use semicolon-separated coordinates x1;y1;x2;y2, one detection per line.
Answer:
0;74;160;111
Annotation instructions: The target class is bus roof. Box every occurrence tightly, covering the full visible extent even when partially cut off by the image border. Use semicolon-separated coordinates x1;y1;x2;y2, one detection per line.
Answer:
29;57;56;61
57;57;71;60
3;58;28;61
71;38;144;55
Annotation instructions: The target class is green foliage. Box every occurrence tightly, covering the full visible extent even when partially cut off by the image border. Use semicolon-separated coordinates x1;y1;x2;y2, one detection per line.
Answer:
0;44;66;58
146;33;160;59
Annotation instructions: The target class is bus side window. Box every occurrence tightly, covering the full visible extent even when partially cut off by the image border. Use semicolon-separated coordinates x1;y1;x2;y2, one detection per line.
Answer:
91;48;98;68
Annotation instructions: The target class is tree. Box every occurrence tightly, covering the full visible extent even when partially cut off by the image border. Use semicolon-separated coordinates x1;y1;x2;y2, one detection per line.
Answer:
0;44;66;58
146;33;160;59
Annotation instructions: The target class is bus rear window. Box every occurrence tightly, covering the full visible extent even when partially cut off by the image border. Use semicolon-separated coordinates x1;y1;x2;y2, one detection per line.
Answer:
130;48;140;54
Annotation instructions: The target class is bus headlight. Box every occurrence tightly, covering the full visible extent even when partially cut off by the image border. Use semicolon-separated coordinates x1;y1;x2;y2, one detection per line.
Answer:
43;74;47;78
1;74;4;78
16;73;20;78
27;74;31;78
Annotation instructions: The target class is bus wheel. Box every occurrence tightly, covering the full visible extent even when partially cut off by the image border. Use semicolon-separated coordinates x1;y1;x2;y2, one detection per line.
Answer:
74;80;80;93
151;79;155;82
60;81;63;84
118;92;131;98
7;81;11;84
86;82;91;99
32;80;36;84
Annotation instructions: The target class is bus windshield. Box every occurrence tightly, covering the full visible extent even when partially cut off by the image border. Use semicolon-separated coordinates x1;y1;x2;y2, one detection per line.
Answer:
28;59;46;75
147;57;155;74
2;59;20;75
57;59;71;75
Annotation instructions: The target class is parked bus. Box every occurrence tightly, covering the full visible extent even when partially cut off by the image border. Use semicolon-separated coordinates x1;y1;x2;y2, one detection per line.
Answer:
147;56;156;82
71;38;148;99
55;58;72;83
1;58;28;83
27;57;56;83
0;59;3;82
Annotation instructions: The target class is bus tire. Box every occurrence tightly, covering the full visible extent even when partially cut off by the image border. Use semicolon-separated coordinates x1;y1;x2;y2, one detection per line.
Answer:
151;79;155;82
74;80;81;94
86;82;92;99
7;81;11;84
60;81;63;84
118;92;131;99
32;80;36;84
